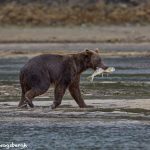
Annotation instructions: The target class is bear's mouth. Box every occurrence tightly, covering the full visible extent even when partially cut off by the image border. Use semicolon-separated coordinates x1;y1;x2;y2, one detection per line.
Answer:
101;66;108;70
96;64;108;70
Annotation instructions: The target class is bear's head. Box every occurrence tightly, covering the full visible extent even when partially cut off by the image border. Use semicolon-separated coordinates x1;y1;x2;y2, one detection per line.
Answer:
83;48;108;70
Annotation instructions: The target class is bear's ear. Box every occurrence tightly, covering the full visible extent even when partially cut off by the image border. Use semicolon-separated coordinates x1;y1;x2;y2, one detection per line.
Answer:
95;48;100;53
84;49;93;56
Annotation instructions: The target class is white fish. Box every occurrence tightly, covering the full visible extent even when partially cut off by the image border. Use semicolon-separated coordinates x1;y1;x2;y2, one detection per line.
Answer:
104;67;115;73
103;67;115;77
87;68;104;82
87;67;115;82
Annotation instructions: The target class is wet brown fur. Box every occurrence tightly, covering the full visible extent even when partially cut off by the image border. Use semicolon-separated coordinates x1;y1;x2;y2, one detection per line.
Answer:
18;49;107;109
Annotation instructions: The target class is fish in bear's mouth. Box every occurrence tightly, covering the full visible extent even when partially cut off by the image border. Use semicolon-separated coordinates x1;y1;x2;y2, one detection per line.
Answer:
88;67;115;82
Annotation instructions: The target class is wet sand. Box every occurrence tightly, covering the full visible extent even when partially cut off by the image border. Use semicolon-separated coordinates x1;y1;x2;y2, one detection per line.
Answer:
1;99;150;119
0;25;150;43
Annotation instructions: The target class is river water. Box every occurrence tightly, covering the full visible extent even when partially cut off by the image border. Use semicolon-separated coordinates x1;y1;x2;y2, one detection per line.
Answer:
0;119;150;150
0;43;150;150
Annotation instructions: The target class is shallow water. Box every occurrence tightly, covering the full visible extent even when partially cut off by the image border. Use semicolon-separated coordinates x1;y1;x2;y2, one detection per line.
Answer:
1;56;150;82
0;119;150;150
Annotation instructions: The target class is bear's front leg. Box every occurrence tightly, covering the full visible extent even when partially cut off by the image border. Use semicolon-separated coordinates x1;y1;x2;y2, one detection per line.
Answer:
51;84;67;109
69;77;87;108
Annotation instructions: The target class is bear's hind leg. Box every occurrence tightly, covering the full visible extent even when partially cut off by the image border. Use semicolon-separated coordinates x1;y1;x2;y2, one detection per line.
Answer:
25;88;48;108
18;93;27;108
18;83;28;108
24;89;35;108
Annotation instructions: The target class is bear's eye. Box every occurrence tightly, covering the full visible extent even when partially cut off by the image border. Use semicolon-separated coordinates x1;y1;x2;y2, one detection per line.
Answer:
84;54;91;63
95;57;101;62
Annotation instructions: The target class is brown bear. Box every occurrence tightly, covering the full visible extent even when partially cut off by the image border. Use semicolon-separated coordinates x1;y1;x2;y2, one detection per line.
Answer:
18;49;108;109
